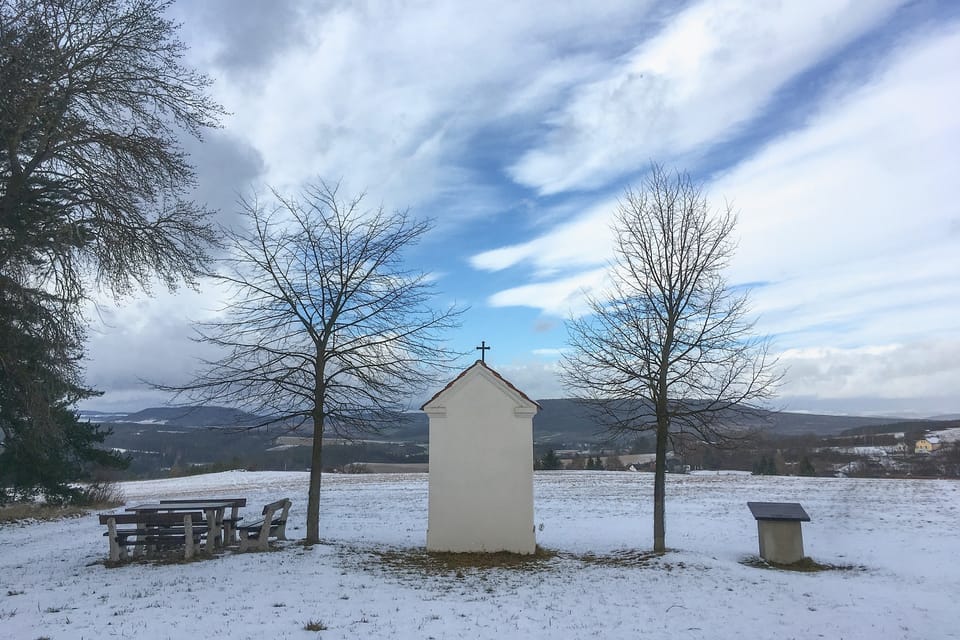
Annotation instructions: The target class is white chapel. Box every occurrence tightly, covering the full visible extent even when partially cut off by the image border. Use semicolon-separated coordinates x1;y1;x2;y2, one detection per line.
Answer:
421;359;539;554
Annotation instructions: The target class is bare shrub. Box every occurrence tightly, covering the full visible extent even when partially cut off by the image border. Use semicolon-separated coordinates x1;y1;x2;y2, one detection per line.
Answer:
74;482;125;508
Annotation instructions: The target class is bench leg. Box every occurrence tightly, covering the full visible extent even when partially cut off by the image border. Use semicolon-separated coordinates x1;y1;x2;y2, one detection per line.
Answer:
226;506;239;545
184;519;195;560
106;519;132;562
109;538;122;562
237;531;270;552
107;520;124;562
132;534;146;558
202;509;221;552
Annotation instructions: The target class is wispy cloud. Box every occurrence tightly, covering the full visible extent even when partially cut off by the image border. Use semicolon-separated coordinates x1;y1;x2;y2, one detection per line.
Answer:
532;348;567;358
470;198;617;276
488;268;608;317
190;1;660;214
509;0;904;194
472;19;960;407
478;22;960;340
715;23;960;347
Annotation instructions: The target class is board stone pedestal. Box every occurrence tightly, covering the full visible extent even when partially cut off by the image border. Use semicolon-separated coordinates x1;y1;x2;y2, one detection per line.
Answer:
747;502;811;564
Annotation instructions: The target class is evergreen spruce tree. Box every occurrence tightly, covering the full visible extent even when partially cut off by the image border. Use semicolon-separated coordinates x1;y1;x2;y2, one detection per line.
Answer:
540;449;562;471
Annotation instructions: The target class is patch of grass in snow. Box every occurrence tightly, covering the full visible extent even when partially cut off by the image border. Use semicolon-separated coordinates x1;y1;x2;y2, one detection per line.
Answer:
349;544;687;581
0;484;123;526
0;503;88;524
573;549;667;568
101;549;222;569
739;555;865;573
304;619;328;631
360;545;559;577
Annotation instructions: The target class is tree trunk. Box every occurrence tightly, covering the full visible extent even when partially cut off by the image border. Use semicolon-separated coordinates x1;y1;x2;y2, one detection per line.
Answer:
305;413;324;544
653;322;673;553
653;417;668;552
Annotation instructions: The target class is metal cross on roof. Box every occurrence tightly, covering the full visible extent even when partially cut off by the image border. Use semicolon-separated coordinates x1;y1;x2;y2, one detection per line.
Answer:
476;340;491;363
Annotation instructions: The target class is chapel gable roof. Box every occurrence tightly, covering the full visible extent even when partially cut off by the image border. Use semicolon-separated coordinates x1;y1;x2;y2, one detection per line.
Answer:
420;360;541;411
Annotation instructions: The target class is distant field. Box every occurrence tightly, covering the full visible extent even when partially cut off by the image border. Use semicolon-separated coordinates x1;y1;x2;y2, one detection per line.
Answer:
1;471;957;638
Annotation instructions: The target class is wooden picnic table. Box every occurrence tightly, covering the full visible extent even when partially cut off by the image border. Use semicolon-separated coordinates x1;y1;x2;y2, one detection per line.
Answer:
127;500;237;549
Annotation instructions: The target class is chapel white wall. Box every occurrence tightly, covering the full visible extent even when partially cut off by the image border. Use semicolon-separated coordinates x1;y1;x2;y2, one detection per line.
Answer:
425;367;536;554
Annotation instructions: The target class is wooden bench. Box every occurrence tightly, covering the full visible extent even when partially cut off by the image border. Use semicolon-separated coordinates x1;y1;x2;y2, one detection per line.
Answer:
237;499;291;552
99;512;207;562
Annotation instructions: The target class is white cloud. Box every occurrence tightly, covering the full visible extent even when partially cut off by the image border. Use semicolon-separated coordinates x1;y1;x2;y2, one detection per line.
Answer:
531;348;567;358
510;0;903;194
478;23;960;344
491;360;565;400
777;341;960;402
472;22;960;411
202;1;656;213
749;249;960;348
83;282;232;409
721;30;960;280
488;268;608;317
470;197;617;275
714;24;960;348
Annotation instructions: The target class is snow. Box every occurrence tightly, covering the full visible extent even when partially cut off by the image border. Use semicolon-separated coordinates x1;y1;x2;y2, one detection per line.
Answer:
823;446;890;456
931;427;960;443
2;471;958;639
266;444;299;452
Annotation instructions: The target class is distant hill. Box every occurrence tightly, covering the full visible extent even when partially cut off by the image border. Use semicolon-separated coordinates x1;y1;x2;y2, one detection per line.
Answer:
89;401;960;479
744;410;911;437
83;401;943;442
840;419;960;438
83;406;263;428
533;399;609;443
532;398;922;440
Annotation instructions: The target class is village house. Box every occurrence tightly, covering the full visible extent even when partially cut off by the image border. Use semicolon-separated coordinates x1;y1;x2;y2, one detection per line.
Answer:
891;441;910;455
915;436;942;454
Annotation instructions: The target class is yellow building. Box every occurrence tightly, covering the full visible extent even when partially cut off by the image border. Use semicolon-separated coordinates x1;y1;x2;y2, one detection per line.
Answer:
914;437;941;454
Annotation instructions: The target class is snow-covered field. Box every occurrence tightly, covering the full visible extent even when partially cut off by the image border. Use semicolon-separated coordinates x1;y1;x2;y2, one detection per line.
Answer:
1;471;957;639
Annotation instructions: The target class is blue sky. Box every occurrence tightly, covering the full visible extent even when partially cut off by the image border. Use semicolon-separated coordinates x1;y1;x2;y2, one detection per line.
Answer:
83;0;960;416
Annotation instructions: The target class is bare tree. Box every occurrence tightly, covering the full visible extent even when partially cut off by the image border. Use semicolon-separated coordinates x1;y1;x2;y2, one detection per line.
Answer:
0;0;222;500
170;182;462;544
561;165;779;552
1;0;222;298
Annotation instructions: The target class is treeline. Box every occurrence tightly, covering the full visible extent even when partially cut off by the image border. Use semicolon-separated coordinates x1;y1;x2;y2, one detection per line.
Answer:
531;430;960;479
